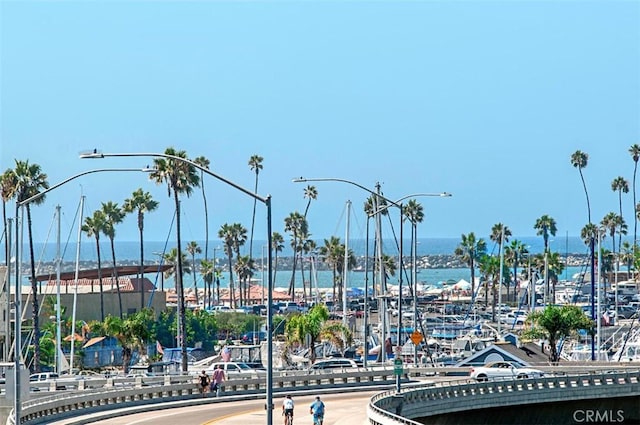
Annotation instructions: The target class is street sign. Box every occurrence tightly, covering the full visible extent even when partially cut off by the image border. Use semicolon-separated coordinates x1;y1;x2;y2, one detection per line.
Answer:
393;358;403;376
410;330;423;345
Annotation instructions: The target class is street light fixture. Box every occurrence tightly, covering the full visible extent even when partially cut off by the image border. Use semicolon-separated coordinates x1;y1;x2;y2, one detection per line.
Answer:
81;151;275;425
292;178;401;371
368;192;452;367
13;167;151;424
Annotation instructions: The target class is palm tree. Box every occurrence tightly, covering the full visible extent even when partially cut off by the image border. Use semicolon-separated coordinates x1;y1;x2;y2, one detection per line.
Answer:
101;201;125;319
248;154;263;259
284;211;307;299
150;147;200;372
234;255;255;304
193;156;211;264
218;223;237;308
533;215;557;253
231;223;248;304
319;236;342;301
271;232;285;287
478;253;500;319
199;259;214;309
12;160;49;372
285;304;351;364
123;189;159;311
454;232;487;303
186;241;202;303
504;240;528;302
162;248;191;281
629;144;640;248
1;169;17;265
523;305;594;364
601;212;626;271
88;310;153;374
82;210;108;321
303;185;318;218
611;176;629;252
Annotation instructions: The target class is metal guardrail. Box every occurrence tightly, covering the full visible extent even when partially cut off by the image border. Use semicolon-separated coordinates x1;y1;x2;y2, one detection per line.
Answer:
367;369;640;425
11;366;409;424
8;364;640;424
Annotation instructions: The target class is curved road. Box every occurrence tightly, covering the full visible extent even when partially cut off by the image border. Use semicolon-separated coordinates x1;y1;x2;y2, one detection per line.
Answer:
52;391;376;425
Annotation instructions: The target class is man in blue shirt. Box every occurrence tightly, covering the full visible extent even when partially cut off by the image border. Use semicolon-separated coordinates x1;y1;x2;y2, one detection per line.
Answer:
309;396;325;425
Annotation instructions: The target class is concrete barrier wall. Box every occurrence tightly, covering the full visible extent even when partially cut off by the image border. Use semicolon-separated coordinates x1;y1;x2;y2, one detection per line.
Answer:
368;369;640;425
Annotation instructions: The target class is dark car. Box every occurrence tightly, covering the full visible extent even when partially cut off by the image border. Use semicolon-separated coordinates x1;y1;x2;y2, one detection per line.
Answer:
241;331;267;344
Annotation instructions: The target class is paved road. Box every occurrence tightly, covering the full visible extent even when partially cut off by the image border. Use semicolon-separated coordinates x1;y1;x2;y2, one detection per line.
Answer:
50;391;376;425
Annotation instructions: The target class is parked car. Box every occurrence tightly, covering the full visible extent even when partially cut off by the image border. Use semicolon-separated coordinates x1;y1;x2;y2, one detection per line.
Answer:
307;358;358;372
616;305;639;319
241;331;267;344
470;361;544;381
206;362;266;379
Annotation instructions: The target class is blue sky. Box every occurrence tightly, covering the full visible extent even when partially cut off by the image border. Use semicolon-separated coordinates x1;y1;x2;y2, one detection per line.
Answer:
1;1;639;248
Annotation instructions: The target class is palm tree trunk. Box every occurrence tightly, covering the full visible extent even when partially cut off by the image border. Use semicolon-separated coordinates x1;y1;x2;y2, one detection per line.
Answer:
110;237;123;319
191;254;199;302
138;215;145;311
174;192;188;372
227;256;235;308
299;253;306;301
634;162;638;252
96;240;104;322
26;206;41;372
288;239;298;300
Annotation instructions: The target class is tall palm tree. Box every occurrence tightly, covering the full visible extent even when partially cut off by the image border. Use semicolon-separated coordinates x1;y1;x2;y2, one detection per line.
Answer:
248;154;263;259
186;241;202;303
123;188;159;311
231;223;248;304
533;215;557;253
218;223;236;308
101;201;125;319
150;147;200;372
234;255;255;304
82;210;108;321
478;253;500;319
611;176;629;252
403;200;424;298
629;144;640;248
504;239;528;302
454;232;486;303
303;185;318;218
193;156;211;264
319;236;342;301
284;211;307;299
271;231;284;287
12;160;49;372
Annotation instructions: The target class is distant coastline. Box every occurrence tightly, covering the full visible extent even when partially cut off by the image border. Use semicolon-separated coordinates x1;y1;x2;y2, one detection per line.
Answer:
25;236;604;265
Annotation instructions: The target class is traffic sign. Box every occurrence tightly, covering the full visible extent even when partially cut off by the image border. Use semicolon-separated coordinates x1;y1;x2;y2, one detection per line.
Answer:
393;358;403;376
410;330;423;345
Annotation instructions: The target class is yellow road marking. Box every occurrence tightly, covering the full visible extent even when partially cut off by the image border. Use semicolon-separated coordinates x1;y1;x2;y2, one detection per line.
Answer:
201;407;264;425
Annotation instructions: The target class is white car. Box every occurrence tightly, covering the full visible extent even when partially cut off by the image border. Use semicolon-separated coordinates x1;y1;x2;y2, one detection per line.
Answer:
307;358;358;372
470;361;544;381
206;362;265;379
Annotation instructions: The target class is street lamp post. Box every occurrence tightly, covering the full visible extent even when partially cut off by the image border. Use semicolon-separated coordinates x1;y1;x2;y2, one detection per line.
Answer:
82;151;275;425
14;167;150;425
293;178;403;368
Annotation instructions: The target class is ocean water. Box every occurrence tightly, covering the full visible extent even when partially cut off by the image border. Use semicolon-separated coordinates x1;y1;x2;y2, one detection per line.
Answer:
14;237;593;292
29;236;597;263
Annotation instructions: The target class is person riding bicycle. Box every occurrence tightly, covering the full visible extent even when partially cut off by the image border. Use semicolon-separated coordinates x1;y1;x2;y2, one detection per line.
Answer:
309;396;325;425
282;394;294;424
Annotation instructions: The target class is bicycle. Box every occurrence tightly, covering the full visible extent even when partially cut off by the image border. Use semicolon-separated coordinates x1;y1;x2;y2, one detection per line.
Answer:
283;409;293;425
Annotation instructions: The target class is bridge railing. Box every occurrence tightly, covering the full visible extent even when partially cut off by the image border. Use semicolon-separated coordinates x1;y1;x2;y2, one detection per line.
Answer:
368;368;640;425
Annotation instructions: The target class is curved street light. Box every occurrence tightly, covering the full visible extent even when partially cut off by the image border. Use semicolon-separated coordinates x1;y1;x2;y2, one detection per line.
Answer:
293;177;450;393
13;167;151;424
81;151;275;425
